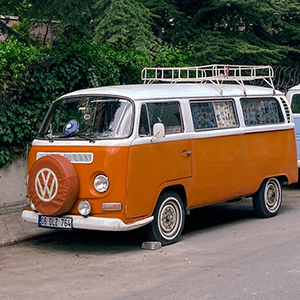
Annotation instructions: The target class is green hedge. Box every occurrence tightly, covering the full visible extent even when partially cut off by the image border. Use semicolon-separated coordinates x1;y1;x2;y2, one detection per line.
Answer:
0;39;194;168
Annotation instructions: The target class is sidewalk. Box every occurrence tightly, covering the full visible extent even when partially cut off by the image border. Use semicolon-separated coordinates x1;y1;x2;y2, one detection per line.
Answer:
0;203;53;247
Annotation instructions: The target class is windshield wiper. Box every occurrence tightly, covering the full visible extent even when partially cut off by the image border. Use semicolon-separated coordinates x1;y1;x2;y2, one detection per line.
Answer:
44;133;54;143
73;133;96;143
42;132;96;143
84;136;96;143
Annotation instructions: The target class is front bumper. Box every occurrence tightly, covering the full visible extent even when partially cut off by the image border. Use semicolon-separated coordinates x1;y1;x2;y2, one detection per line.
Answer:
21;210;154;232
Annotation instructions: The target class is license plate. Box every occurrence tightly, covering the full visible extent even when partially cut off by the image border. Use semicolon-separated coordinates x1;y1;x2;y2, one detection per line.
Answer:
38;215;73;230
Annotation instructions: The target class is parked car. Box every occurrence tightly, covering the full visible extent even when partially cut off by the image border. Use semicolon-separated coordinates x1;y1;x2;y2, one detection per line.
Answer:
286;84;300;169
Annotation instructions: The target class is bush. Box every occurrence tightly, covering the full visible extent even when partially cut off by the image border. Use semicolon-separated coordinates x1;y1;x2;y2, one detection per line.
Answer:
0;39;195;168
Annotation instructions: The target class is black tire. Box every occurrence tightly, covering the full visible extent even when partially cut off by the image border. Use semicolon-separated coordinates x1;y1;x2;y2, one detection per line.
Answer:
297;170;300;187
252;178;282;218
146;191;185;245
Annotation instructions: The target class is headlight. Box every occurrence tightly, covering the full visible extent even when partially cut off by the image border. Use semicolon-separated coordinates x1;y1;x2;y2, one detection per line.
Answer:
78;200;91;216
93;174;109;193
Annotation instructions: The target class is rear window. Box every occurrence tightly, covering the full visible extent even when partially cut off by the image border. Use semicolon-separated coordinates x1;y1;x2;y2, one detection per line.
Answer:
241;97;284;126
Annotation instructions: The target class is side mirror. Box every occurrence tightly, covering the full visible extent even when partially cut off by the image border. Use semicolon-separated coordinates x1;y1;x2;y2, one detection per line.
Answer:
151;123;165;142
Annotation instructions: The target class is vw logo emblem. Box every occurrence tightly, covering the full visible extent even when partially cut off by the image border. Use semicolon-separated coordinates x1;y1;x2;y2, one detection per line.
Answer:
35;168;58;202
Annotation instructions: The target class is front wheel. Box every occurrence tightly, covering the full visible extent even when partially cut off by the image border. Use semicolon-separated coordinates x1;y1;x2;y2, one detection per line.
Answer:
146;191;185;245
252;178;282;218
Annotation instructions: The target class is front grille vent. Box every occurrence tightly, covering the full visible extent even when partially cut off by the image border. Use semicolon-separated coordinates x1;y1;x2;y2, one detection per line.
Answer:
36;152;94;164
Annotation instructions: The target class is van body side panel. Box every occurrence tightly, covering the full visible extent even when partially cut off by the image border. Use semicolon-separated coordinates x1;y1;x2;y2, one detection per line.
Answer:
189;129;298;208
243;129;298;185
126;139;192;219
189;134;246;207
27;145;129;220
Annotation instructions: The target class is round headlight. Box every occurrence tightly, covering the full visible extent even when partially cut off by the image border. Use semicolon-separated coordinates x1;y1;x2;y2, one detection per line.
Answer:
94;174;109;193
78;200;91;216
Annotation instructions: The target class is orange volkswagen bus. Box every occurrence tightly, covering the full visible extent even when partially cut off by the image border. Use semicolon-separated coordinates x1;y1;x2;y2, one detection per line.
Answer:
22;65;298;245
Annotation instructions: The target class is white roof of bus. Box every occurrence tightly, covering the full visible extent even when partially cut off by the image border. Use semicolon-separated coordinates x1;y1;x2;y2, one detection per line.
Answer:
59;83;282;101
287;84;300;91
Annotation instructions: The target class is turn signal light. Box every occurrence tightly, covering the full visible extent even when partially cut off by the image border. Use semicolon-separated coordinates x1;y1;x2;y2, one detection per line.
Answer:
102;202;122;212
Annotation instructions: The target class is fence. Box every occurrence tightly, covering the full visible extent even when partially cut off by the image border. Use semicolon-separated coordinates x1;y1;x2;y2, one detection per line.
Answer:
272;66;300;93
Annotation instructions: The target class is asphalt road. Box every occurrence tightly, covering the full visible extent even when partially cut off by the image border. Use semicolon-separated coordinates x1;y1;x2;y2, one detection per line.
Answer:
1;184;300;300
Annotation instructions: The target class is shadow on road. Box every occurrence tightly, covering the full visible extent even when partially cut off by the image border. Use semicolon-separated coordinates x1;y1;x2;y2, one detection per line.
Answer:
184;198;255;234
27;184;299;253
28;199;255;253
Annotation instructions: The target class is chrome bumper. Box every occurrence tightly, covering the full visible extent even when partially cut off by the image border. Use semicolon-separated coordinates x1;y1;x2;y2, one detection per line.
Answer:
21;210;154;232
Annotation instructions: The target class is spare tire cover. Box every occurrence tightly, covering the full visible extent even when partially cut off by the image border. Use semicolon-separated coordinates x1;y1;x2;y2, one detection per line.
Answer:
28;154;79;216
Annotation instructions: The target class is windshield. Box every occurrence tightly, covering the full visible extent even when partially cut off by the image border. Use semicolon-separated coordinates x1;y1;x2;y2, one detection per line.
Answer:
37;96;133;140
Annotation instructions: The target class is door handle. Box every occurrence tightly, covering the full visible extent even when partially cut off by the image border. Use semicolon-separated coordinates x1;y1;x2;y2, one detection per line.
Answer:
182;150;191;157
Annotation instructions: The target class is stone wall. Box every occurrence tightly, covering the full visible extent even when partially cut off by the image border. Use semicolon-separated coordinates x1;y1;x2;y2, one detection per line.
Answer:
0;159;27;206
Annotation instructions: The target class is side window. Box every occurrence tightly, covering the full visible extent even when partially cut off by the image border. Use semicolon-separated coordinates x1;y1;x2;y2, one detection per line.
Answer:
291;94;300;113
140;102;183;135
190;100;238;130
241;97;284;126
139;104;150;136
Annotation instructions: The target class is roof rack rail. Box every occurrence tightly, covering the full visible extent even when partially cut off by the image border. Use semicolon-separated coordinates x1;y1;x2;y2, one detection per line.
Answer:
141;64;275;95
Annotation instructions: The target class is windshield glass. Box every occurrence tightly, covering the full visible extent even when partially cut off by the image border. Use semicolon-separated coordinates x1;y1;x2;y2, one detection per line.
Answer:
37;96;133;140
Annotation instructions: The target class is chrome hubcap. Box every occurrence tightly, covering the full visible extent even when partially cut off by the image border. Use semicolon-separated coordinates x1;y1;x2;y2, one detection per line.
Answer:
158;198;182;239
264;179;280;212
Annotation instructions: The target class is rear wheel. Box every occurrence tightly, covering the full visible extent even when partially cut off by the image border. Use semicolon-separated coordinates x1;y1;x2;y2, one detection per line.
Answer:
146;191;185;245
252;178;282;218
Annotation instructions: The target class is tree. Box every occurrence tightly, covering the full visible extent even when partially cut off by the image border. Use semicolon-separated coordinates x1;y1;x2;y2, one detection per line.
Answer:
190;0;300;65
93;0;156;52
140;0;189;44
1;0;300;66
0;0;97;45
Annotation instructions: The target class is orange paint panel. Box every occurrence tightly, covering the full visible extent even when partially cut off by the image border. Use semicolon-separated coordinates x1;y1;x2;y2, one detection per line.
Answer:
188;129;298;208
189;134;245;207
126;139;192;219
243;129;298;184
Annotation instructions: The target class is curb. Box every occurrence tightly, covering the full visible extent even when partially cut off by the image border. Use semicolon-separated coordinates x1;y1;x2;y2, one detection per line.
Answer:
0;230;58;248
0;202;56;248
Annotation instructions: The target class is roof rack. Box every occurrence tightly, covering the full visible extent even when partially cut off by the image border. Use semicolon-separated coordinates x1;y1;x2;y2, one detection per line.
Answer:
141;65;275;95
